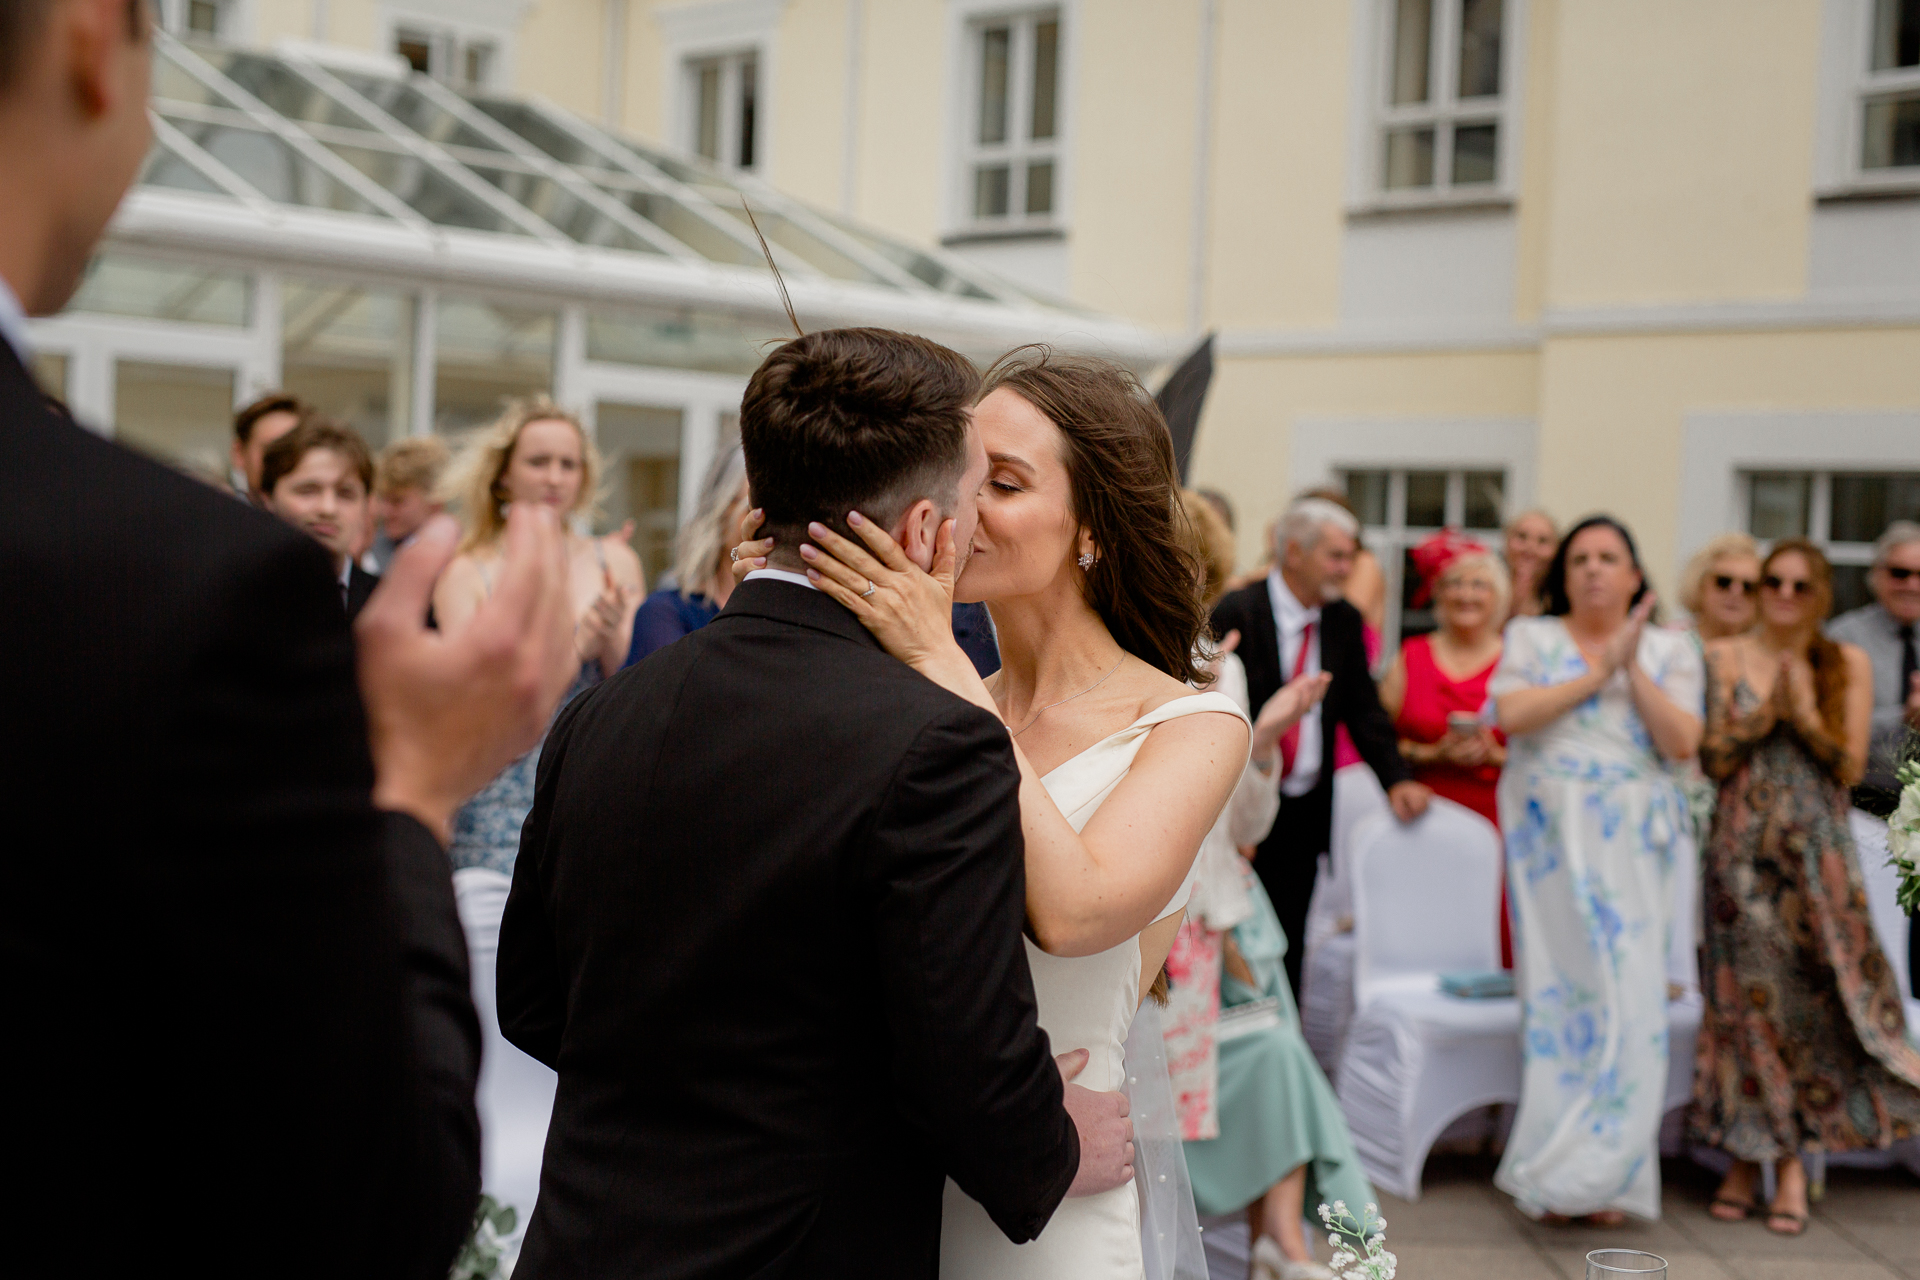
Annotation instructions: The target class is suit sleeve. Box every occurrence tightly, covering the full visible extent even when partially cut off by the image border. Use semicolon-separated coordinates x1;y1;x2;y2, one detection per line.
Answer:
498;688;592;1068
867;704;1078;1244
1329;609;1411;791
170;528;479;1280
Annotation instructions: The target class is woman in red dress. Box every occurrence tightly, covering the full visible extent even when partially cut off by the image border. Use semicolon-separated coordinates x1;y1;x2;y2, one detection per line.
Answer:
1380;542;1512;965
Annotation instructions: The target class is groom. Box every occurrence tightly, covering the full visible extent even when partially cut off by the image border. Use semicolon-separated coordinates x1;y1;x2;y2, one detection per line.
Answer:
498;328;1131;1279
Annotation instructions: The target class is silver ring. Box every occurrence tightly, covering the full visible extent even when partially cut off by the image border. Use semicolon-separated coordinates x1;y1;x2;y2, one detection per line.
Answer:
861;580;877;598
729;546;740;563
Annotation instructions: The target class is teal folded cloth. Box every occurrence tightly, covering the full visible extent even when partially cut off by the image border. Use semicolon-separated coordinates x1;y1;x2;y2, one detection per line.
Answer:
1183;876;1374;1236
1439;970;1515;999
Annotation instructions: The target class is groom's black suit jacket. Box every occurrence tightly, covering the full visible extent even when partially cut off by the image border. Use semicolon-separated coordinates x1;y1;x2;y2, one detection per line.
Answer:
499;578;1078;1280
0;342;479;1279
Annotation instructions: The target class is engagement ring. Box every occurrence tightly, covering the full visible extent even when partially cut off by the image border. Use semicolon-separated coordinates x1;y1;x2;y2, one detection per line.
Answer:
861;580;877;598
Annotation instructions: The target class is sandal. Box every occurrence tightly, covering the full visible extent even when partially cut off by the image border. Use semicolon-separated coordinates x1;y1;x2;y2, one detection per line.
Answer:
1708;1196;1754;1222
1765;1209;1807;1237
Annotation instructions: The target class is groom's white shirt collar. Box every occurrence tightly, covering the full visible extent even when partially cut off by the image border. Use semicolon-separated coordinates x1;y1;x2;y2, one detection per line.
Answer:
743;566;818;591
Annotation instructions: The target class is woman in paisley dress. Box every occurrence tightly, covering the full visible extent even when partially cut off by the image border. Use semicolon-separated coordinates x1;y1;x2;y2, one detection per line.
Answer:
1491;515;1704;1224
1692;537;1920;1236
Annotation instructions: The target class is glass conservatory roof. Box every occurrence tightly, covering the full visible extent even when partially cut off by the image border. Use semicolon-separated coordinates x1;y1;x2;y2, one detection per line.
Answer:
139;32;1082;317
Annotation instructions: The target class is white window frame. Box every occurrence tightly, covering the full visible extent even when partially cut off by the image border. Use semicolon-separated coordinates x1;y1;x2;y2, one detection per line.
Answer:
1349;0;1524;212
1291;417;1536;657
656;0;787;173
942;0;1073;241
1815;0;1920;195
380;1;525;91
681;48;762;172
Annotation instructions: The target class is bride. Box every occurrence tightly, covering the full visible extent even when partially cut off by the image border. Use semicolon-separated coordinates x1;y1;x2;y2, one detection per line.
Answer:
738;350;1323;1279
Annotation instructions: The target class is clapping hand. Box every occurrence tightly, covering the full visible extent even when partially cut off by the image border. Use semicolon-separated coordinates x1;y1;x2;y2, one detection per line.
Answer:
1600;593;1657;676
1776;651;1822;733
355;507;576;843
575;565;632;662
1248;670;1332;769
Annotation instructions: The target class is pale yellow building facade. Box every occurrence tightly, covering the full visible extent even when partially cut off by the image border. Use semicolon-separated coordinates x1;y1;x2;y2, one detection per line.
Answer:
144;0;1920;635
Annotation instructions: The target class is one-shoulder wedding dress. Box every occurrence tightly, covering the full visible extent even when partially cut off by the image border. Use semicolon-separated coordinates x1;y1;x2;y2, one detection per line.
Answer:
940;691;1249;1280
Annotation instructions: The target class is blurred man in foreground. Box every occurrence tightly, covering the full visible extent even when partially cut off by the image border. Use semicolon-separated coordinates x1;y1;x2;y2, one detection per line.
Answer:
0;3;576;1275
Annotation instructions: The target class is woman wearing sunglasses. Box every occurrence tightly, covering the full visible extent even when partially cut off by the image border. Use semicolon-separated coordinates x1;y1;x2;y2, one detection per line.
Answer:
1671;534;1764;845
1692;537;1920;1237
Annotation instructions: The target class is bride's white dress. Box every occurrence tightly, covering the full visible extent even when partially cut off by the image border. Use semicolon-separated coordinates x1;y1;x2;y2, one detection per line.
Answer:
940;691;1249;1280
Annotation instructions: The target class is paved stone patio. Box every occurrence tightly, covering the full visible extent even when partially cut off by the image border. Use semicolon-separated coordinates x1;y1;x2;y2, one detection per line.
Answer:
1359;1154;1919;1280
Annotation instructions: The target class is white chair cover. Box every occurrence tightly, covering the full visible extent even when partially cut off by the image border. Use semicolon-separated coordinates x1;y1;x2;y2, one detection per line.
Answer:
1335;800;1522;1200
454;867;559;1231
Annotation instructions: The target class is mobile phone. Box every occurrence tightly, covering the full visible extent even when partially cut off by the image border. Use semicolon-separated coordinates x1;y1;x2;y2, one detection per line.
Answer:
1445;712;1479;736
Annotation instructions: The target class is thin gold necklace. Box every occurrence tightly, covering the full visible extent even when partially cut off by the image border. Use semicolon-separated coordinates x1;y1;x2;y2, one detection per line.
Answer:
1009;654;1127;738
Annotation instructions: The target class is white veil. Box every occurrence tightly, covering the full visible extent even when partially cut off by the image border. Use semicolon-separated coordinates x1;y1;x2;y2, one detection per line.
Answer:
1123;1000;1209;1280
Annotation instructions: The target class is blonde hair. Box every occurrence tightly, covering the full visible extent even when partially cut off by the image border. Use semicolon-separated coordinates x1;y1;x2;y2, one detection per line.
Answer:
674;445;748;598
1437;550;1511;623
374;435;451;498
442;395;601;553
1504;507;1558;542
1679;531;1760;615
1180;488;1237;607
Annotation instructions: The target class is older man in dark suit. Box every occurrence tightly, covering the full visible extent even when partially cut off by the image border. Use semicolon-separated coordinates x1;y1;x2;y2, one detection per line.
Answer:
1211;497;1432;997
0;4;575;1275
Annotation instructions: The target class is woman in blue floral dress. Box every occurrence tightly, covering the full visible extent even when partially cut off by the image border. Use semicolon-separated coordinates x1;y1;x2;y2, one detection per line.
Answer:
1491;516;1704;1224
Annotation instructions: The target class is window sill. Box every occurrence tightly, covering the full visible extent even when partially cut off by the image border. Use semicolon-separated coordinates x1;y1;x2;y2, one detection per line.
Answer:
1814;181;1920;205
940;225;1067;247
1346;193;1515;221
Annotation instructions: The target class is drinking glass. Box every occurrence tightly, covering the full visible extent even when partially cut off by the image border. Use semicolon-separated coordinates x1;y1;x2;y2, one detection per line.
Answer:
1586;1250;1667;1279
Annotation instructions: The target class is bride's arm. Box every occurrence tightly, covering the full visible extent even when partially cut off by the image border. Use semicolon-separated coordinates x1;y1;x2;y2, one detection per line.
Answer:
799;517;1250;958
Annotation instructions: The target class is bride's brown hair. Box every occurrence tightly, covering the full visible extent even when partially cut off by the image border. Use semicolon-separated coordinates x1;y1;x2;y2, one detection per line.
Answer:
978;347;1212;688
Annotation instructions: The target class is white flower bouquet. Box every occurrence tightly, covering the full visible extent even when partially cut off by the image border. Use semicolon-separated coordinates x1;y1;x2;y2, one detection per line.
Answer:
1890;760;1920;915
1318;1200;1397;1280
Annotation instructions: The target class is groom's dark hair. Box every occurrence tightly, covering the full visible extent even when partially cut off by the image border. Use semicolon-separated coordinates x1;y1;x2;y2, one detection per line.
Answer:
740;328;979;561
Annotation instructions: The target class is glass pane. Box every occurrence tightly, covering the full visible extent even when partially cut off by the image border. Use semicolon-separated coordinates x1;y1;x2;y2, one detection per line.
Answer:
331;70;515;152
591;183;759;265
1748;472;1810;539
161;118;388;215
323;142;529;234
396;36;432;75
1452;122;1498;184
1872;0;1920;70
469;97;606;167
153;48;244;110
1390;0;1433;105
31;352;68;400
975;164;1010;217
464;44;493;88
979;26;1011;144
1406;471;1448;527
1345;470;1391;527
1458;0;1503;98
114;360;236;483
1829;472;1920;544
434;296;555;435
470;166;662;254
737;54;758;169
1026;160;1055;215
594;403;684;579
1832;563;1873;616
199;49;376;132
1032;19;1060;140
1463;470;1505;529
139;139;228;197
586;304;791;377
1383;126;1435;189
815;210;998;299
188;1;220;34
695;61;721;161
67;254;249;326
711;204;890;284
1862;95;1920;168
280;277;415;449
